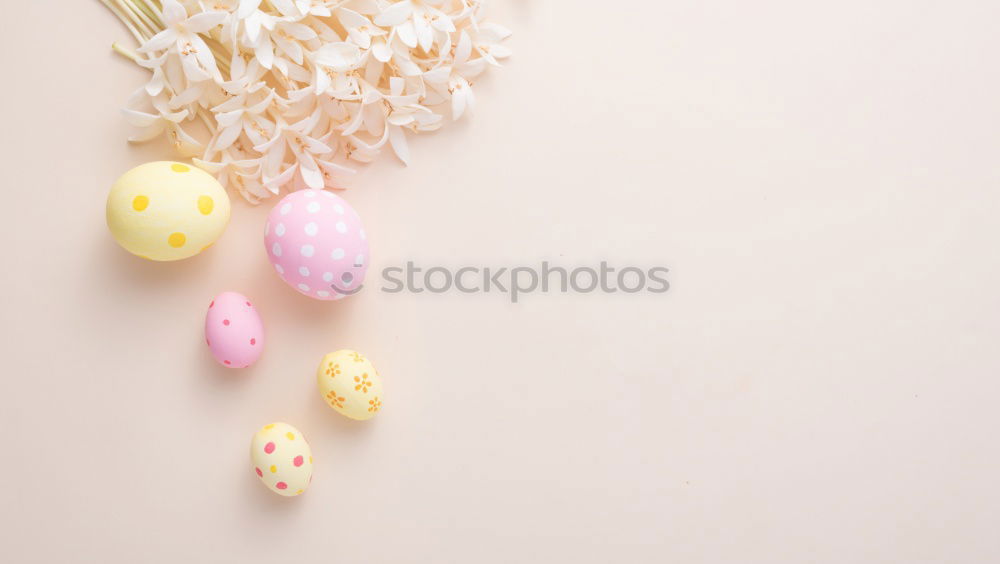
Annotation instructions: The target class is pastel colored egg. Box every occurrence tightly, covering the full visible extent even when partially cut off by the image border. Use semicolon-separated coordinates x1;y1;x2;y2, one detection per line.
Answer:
264;190;369;300
205;291;264;368
250;422;313;497
317;350;383;421
106;161;230;261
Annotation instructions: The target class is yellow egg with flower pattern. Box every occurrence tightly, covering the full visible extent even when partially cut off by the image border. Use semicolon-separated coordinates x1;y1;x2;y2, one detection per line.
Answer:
317;350;384;421
106;161;230;261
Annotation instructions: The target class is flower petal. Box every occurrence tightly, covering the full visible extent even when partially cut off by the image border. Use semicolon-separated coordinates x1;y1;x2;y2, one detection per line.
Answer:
455;31;472;66
299;159;325;189
414;15;433;53
237;0;263;19
451;85;466;120
314;42;362;71
373;0;412;26
186;11;228;33
338;7;370;28
160;0;187;25
137;29;177;53
254;36;274;69
372;40;392;62
396;20;417;48
283;22;317;40
128;121;167;142
244;12;264;43
122;107;160;128
422;65;451;84
388;125;410;165
213;121;244;153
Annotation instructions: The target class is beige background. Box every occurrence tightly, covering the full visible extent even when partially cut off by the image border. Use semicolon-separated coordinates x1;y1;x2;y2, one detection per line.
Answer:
3;1;1000;562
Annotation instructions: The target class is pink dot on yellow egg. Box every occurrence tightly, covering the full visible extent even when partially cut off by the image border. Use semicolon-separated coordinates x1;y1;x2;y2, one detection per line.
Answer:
168;232;186;248
132;195;149;211
171;163;190;173
198;195;214;215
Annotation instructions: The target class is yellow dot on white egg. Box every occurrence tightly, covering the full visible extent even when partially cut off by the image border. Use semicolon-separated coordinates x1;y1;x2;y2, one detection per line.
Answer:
132;195;149;211
198;195;214;215
270;465;277;473
167;232;186;248
171;163;190;172
264;424;274;430
286;432;295;440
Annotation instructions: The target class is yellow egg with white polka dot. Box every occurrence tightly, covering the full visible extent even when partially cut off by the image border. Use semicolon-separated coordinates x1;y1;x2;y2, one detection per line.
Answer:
106;161;230;261
317;350;384;421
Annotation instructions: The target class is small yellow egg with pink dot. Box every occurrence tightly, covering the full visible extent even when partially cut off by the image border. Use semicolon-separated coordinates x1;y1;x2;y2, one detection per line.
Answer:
106;161;230;261
250;422;313;497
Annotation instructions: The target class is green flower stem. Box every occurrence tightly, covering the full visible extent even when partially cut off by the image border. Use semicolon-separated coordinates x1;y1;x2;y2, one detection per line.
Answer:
131;0;164;28
99;0;147;44
117;0;159;38
111;41;140;63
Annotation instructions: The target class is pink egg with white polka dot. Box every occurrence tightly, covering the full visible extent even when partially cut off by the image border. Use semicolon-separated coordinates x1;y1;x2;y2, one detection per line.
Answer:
205;291;264;368
264;190;369;300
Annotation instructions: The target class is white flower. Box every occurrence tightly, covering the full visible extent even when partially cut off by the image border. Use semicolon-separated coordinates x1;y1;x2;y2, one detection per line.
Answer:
338;7;384;49
137;0;226;82
422;30;485;120
122;88;203;157
194;153;264;201
255;115;333;190
102;0;511;202
471;22;514;65
208;84;275;153
314;41;363;72
374;0;454;53
243;11;317;71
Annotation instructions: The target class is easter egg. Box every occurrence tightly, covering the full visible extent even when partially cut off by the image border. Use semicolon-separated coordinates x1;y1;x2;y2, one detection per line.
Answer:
264;190;369;300
317;350;383;421
205;291;264;368
250;422;313;497
106;161;230;261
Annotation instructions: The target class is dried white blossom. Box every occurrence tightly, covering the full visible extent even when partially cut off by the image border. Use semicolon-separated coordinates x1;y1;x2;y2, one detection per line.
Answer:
100;0;510;201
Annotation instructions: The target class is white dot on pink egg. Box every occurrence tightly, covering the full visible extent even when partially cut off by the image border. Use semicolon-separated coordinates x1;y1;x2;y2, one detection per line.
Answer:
264;190;370;301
